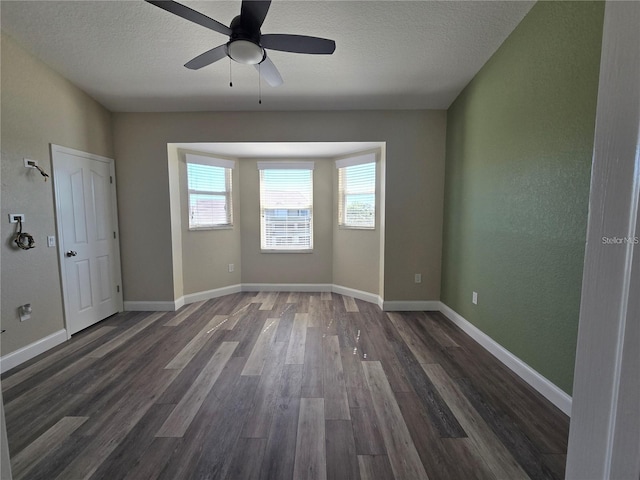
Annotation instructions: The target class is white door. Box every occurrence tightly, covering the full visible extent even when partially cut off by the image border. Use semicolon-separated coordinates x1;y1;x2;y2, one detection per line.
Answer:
52;145;122;336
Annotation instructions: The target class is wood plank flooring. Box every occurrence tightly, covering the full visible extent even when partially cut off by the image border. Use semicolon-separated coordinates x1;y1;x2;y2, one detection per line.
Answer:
1;292;570;480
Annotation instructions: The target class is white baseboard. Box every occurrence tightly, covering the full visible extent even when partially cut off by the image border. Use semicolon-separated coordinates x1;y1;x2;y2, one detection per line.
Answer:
242;283;333;293
175;296;185;310
183;284;242;304
123;300;181;311
123;285;439;313
0;329;67;374
382;300;441;311
438;302;572;416
240;283;382;307
331;285;383;306
124;283;383;311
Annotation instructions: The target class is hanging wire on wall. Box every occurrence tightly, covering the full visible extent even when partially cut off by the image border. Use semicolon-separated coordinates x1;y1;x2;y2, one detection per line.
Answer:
34;164;49;181
14;217;35;250
25;159;49;181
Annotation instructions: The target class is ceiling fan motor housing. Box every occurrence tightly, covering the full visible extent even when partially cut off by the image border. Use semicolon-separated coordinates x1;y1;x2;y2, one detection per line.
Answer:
228;15;265;64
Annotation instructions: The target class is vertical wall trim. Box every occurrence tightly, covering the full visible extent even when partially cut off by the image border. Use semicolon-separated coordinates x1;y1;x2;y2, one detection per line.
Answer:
565;2;640;478
0;389;12;480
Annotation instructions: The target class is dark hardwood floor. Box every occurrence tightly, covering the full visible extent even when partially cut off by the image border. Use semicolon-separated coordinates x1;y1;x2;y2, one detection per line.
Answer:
1;292;569;480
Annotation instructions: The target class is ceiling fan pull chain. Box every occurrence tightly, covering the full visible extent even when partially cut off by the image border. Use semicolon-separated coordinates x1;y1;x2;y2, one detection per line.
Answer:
258;63;262;105
229;58;233;87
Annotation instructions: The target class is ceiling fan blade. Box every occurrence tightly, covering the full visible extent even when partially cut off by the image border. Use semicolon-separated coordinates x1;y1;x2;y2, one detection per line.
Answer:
184;44;228;70
145;1;231;36
241;0;271;30
261;34;336;54
256;55;283;87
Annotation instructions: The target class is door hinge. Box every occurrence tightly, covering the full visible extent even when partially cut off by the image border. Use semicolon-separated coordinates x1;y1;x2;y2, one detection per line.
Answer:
116;285;120;293
110;176;113;184
113;231;116;239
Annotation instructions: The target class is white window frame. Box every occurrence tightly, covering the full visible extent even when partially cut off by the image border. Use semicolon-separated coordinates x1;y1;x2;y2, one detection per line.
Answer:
336;153;377;230
258;161;314;253
186;153;235;230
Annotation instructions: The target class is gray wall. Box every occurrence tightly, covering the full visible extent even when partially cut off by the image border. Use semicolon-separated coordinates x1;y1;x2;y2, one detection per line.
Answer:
1;33;114;357
332;150;384;295
240;158;334;286
173;149;383;296
177;149;242;295
113;111;446;304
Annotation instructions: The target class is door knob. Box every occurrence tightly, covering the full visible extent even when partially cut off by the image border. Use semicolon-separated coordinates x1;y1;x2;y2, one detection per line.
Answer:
66;250;78;257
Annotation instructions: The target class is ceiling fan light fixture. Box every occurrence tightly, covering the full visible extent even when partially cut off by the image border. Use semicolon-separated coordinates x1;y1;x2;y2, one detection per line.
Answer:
228;40;264;65
145;0;336;86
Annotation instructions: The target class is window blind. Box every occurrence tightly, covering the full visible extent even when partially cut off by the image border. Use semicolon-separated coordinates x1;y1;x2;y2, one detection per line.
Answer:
259;164;314;251
186;155;234;229
337;155;376;229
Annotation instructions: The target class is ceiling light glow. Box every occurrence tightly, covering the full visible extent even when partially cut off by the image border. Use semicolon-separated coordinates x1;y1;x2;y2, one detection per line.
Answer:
228;40;264;65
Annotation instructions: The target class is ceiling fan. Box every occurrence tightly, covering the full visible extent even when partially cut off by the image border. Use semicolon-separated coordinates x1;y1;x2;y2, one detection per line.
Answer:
145;0;336;87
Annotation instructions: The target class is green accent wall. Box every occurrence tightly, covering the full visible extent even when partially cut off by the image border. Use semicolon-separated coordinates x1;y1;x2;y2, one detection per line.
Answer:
441;1;604;395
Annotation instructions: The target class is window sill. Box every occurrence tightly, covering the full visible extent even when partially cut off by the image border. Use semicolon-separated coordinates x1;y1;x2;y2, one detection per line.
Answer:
260;249;314;254
338;225;376;231
188;225;234;231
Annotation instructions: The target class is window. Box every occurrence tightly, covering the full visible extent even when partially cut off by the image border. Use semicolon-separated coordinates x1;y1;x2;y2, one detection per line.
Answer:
258;162;314;251
186;154;234;229
337;153;376;229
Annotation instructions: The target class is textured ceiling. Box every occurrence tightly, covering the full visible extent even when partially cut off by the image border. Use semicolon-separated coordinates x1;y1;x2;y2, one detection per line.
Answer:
0;1;534;112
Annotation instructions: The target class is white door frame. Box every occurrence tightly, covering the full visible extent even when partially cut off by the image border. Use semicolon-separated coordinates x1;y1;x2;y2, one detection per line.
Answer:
565;2;640;478
51;144;124;339
0;389;11;480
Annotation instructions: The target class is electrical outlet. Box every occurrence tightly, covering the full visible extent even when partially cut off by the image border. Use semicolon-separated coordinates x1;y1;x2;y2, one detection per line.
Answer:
472;291;478;305
24;158;38;168
9;214;25;223
19;303;32;322
414;273;422;284
47;236;56;247
228;263;235;273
